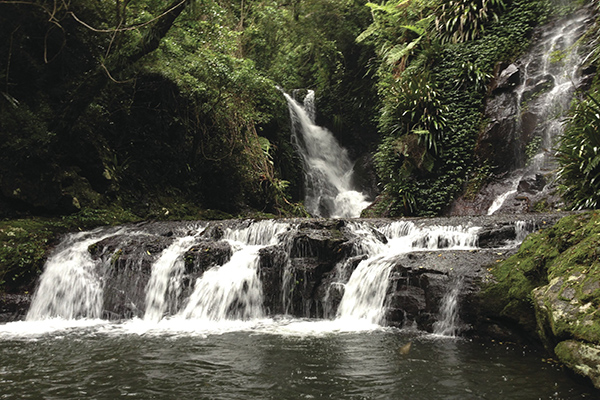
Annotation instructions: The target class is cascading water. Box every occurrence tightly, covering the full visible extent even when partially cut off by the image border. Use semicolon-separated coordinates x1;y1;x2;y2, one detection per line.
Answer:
144;232;205;322
485;9;594;215
22;215;544;335
26;228;124;320
432;276;463;337
283;90;371;218
336;221;480;327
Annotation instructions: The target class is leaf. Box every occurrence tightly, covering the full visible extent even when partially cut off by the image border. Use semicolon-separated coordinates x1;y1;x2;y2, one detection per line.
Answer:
384;37;422;65
356;23;379;43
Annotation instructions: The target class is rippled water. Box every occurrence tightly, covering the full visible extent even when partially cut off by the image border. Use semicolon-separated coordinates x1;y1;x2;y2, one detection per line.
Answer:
0;319;595;399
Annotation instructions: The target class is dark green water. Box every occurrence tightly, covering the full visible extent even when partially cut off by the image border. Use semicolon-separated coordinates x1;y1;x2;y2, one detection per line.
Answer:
0;319;595;399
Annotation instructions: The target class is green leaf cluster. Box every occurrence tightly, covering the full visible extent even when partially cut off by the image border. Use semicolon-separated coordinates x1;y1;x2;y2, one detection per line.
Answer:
558;91;600;210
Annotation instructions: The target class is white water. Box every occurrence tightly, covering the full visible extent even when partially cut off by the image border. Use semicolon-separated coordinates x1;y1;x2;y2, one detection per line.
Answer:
486;11;591;214
26;229;124;320
433;277;463;337
144;232;204;322
283;90;371;218
336;222;480;327
14;216;539;340
177;220;291;321
179;245;265;320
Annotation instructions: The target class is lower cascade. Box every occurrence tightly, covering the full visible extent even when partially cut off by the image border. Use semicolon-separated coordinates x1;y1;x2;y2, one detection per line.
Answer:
22;215;555;335
5;215;595;399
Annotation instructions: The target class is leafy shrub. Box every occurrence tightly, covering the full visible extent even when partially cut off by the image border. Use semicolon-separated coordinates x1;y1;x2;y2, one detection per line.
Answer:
436;0;507;44
557;92;600;210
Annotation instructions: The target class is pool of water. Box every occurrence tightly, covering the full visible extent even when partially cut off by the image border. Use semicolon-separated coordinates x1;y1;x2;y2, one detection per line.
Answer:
0;318;595;399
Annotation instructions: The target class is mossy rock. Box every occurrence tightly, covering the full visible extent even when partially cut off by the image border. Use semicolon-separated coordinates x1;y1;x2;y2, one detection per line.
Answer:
480;211;600;388
555;340;600;388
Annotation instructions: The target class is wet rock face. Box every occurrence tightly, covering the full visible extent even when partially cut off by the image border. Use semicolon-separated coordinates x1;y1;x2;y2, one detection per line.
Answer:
450;8;597;217
383;249;514;332
0;293;31;323
492;63;520;92
89;230;175;319
477;90;521;174
276;219;379;318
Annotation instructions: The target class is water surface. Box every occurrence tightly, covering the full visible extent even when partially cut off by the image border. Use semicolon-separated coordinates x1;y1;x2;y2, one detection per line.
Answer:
0;319;594;399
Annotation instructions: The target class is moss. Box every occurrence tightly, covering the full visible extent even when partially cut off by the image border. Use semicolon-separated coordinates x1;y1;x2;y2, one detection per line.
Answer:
482;211;600;352
110;249;123;266
555;340;600;388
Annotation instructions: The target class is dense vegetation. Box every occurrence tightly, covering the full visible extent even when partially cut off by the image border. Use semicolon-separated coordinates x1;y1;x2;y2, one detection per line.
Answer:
360;0;582;216
557;17;600;211
0;0;377;221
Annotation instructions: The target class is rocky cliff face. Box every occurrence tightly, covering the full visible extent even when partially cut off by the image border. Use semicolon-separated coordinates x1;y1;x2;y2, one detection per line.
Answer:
450;6;597;216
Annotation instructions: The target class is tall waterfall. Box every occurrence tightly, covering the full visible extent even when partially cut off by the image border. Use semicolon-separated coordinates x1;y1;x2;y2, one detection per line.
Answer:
486;9;593;215
283;90;371;218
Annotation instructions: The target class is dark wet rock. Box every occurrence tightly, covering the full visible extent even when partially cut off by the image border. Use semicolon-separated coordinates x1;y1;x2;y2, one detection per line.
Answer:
0;293;31;322
518;174;546;194
88;231;174;319
313;254;368;318
478;224;518;248
521;111;539;139
477;92;521;173
382;249;511;332
285;257;337;318
184;240;232;274
521;74;555;105
258;245;288;315
492;63;521;92
200;224;225;240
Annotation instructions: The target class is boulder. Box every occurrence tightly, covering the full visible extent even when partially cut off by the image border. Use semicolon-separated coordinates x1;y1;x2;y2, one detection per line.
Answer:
555;340;600;388
492;63;521;92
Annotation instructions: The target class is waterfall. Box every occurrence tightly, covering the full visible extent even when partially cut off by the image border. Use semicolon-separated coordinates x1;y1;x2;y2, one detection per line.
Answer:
176;220;292;321
22;215;549;335
485;10;593;214
27;229;122;320
336;222;480;325
283;90;371;218
336;257;395;323
178;245;265;320
144;233;203;322
432;277;463;337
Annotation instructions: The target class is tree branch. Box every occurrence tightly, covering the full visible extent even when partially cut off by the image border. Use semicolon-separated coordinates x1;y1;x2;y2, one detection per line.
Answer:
50;0;193;134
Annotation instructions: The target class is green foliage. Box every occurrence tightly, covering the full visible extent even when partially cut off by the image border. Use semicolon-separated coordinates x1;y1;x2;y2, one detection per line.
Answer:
436;0;507;44
366;0;552;216
525;136;543;165
557;91;600;210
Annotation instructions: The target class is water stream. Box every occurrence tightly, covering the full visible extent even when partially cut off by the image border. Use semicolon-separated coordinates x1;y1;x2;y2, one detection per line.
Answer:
486;9;593;214
283;90;371;218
